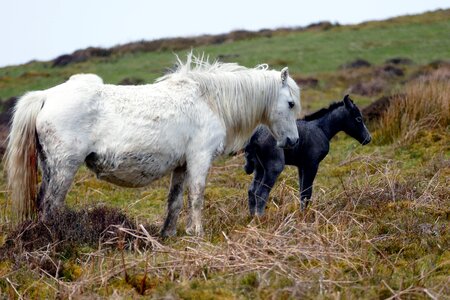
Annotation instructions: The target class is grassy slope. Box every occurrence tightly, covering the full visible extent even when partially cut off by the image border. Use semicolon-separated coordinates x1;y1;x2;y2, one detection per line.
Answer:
0;9;449;100
0;9;449;299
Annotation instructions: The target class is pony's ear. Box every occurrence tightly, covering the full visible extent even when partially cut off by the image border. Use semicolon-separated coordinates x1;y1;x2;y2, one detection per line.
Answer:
343;94;354;108
281;67;289;86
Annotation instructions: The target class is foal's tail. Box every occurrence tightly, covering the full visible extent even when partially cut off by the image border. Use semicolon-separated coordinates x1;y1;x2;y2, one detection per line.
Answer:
4;92;45;221
243;143;257;174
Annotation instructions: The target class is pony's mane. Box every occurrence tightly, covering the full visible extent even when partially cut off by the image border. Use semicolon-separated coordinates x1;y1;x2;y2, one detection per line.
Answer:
157;52;270;79
303;101;344;121
158;53;301;152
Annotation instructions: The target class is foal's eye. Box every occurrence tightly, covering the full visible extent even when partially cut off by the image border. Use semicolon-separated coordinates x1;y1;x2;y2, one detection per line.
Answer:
356;117;362;123
288;101;295;109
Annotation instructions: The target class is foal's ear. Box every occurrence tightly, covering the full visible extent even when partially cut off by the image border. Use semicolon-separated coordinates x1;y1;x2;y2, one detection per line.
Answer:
343;94;354;108
281;67;289;86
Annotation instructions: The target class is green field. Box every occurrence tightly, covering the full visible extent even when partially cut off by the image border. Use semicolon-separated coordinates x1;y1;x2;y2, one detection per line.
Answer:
0;9;449;299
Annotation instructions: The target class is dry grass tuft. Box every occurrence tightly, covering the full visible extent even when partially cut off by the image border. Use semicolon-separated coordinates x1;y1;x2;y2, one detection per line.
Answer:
375;73;450;144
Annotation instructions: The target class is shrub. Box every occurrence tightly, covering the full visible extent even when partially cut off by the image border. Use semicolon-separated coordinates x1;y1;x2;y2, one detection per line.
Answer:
375;74;449;144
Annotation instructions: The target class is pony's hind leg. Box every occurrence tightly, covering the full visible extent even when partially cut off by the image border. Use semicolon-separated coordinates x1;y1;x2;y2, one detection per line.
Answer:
36;134;84;220
161;165;186;237
36;143;50;212
39;160;80;220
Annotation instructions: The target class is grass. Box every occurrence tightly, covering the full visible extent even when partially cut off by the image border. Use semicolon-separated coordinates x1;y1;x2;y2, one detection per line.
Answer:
0;9;450;299
375;72;450;145
0;9;449;100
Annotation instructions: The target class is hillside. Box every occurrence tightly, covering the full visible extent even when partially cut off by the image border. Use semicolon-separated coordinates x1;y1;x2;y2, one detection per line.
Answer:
0;9;449;299
0;9;449;101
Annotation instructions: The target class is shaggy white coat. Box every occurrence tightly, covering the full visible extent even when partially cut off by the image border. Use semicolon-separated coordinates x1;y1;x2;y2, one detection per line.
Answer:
5;53;301;236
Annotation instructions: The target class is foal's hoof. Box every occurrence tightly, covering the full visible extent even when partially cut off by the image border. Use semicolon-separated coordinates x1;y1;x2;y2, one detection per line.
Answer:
244;164;254;175
300;200;311;211
160;228;177;238
255;209;265;217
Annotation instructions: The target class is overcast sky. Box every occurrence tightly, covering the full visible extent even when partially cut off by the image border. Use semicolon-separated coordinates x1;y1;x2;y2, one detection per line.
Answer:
0;0;448;67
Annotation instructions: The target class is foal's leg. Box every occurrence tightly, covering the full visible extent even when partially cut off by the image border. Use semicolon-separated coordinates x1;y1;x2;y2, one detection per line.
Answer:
299;164;319;211
254;161;284;216
160;165;186;237
248;166;264;216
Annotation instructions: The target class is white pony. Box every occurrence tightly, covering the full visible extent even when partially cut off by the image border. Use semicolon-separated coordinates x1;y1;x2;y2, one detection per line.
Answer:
5;53;301;236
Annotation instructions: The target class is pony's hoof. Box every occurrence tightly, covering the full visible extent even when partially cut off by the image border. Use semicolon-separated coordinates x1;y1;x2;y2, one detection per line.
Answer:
186;224;204;236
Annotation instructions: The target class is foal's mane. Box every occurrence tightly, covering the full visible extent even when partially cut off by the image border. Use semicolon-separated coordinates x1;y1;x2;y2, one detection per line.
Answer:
303;101;344;121
158;53;300;152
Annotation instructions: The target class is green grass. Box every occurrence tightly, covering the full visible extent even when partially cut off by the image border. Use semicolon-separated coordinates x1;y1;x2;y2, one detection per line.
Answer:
0;9;449;100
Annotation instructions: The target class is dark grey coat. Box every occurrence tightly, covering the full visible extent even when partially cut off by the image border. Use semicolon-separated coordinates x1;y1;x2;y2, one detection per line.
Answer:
244;95;371;215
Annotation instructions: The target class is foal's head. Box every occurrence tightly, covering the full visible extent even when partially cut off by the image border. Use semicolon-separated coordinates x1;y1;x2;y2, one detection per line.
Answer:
266;67;301;148
341;95;372;145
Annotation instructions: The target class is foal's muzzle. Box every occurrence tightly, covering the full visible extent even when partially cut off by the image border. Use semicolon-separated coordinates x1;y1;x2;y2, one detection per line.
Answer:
361;134;372;145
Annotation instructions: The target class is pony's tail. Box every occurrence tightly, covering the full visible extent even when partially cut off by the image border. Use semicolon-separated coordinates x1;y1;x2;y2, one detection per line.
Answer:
4;92;45;221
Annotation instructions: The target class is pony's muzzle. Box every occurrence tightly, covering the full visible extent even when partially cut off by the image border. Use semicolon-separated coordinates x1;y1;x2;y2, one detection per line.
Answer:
277;137;299;149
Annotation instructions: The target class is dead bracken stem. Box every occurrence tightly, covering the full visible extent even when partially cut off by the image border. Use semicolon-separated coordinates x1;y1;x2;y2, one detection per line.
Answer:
118;233;129;284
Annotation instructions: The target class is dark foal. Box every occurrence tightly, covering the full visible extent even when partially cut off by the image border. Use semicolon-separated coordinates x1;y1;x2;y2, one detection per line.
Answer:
244;95;371;215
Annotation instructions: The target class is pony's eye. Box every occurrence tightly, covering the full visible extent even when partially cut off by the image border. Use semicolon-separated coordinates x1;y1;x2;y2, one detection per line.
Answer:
288;101;295;109
356;117;362;123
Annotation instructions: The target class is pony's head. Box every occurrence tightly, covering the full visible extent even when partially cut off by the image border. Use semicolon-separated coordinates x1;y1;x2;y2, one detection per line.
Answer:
266;67;301;148
341;95;372;145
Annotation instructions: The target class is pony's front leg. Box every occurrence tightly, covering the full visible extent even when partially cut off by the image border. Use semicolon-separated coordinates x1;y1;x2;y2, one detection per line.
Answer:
185;155;212;236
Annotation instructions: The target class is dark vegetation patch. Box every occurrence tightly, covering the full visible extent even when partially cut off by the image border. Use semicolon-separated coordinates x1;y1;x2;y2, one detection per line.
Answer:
409;60;450;82
52;47;113;67
377;64;405;77
305;21;338;31
0;206;158;260
339;59;371;70
216;53;240;62
292;76;319;89
118;77;146;85
385;57;414;65
0;96;16;156
361;95;398;123
347;77;387;96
